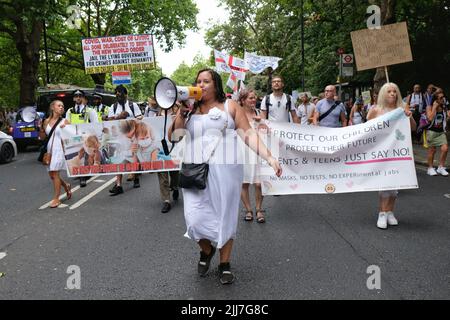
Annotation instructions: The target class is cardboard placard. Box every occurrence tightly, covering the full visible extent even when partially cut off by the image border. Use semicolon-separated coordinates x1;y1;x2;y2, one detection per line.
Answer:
350;22;413;71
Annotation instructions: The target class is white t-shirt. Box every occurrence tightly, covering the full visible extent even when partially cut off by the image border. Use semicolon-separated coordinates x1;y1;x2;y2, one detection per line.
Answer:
296;102;315;125
260;93;292;122
108;100;142;119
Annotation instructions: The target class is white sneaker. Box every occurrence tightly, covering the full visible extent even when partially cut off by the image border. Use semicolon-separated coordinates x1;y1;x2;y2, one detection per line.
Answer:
436;167;449;176
377;212;388;229
386;211;398;226
427;167;438;176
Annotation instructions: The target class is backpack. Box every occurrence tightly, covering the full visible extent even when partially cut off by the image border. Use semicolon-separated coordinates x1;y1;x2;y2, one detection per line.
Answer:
265;94;292;121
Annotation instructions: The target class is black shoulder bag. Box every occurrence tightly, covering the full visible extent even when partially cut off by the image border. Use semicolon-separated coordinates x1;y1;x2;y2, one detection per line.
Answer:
37;118;62;162
318;102;339;122
179;116;228;190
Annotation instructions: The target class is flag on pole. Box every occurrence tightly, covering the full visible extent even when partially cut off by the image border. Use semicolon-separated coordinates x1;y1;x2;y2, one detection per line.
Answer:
239;80;246;92
227;56;248;81
214;49;231;73
244;52;282;74
226;70;239;92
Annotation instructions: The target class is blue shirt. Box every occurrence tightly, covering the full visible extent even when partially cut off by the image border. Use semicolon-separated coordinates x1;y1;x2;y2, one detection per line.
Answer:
316;99;346;128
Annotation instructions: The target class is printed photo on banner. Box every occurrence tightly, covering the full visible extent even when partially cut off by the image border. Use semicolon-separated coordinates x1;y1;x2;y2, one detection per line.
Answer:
60;116;181;177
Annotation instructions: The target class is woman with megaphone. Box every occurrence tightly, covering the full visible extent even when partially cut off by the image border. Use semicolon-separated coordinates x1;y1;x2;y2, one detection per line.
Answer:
169;68;282;285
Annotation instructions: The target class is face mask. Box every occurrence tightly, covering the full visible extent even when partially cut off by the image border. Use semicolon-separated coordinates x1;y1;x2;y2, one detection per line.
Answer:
84;145;95;155
137;138;153;148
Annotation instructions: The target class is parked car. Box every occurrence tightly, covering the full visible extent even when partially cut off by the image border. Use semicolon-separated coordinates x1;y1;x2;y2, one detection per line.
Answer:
0;131;18;163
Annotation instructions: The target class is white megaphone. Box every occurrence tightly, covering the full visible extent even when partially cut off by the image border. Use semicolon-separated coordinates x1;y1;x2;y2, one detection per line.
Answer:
154;77;202;110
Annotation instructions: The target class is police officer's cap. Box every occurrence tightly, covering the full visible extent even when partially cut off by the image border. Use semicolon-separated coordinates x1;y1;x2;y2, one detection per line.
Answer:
73;89;85;97
93;94;102;100
114;85;128;95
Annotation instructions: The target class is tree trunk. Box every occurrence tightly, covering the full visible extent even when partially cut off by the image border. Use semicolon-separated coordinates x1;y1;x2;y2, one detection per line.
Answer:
16;19;43;106
373;0;396;92
90;73;106;86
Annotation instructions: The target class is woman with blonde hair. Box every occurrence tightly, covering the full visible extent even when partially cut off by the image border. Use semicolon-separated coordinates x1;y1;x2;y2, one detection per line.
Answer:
39;100;72;208
366;83;416;229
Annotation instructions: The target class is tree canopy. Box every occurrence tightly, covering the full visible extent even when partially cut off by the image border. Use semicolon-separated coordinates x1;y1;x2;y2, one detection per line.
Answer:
0;0;198;107
205;0;450;96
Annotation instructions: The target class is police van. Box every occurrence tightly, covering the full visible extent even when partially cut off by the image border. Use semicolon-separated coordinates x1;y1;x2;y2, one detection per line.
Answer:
11;84;115;150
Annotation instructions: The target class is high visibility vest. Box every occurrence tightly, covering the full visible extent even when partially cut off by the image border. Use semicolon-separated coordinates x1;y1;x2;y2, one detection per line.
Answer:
69;106;92;124
94;105;109;122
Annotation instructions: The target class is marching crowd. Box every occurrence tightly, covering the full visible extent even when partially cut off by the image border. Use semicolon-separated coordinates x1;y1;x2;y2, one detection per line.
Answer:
38;69;449;285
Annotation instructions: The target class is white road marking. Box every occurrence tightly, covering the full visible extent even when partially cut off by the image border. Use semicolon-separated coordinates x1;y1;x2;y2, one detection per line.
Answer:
0;252;6;260
38;175;100;210
94;179;106;183
444;194;450;199
69;177;116;210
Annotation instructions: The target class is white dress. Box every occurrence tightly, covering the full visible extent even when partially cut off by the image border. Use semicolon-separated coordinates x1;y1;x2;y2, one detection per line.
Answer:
182;100;243;249
45;122;66;172
242;119;261;184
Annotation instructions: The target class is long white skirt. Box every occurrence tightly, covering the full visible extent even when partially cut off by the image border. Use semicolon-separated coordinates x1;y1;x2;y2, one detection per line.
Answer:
183;164;243;249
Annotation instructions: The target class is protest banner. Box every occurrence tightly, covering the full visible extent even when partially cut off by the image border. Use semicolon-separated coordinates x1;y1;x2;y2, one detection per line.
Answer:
259;108;418;195
350;22;412;72
60;116;182;177
244;52;282;74
82;34;154;74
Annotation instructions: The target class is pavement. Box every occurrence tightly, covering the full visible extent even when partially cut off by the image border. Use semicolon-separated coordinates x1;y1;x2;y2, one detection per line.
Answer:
412;139;450;168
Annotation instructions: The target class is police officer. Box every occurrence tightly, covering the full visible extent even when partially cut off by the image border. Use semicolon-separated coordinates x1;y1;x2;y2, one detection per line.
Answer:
107;85;143;196
92;94;109;122
66;89;98;187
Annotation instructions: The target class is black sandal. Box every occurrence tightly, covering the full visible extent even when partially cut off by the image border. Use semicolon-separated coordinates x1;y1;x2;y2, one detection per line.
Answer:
244;210;253;221
256;209;266;223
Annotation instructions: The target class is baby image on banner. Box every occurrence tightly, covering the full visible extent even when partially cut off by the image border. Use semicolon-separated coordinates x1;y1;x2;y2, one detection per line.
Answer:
60;116;182;177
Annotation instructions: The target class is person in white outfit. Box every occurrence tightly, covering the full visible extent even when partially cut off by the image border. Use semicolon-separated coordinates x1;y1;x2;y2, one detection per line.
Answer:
367;83;416;229
170;69;282;285
238;89;267;223
39;100;72;208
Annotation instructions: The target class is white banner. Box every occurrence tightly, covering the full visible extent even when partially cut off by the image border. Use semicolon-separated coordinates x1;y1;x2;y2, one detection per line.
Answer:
60;116;182;177
244;52;282;74
260;108;418;195
214;49;231;73
82;34;154;74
